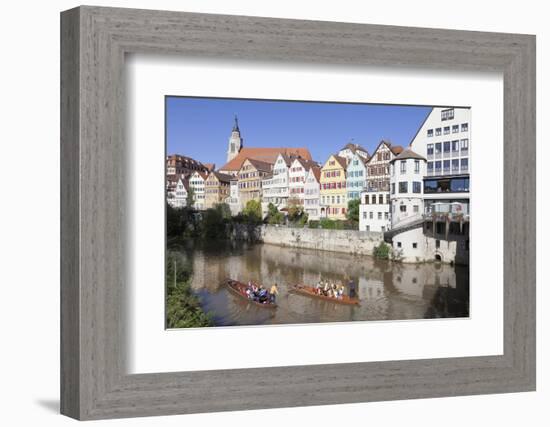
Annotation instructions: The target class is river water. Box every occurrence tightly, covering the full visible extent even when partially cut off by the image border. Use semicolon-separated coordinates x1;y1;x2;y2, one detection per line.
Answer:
170;240;469;327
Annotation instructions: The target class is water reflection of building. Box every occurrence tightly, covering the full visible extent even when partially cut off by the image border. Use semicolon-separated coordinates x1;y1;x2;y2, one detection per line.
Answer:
184;241;468;326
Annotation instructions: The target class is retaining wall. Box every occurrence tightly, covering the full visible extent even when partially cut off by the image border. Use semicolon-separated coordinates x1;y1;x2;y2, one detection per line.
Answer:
261;225;383;256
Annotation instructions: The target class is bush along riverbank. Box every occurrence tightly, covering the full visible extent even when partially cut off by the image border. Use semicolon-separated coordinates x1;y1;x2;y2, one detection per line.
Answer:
165;250;213;328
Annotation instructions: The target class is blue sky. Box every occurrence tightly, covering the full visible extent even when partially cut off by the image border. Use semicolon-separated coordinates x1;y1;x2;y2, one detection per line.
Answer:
166;96;431;168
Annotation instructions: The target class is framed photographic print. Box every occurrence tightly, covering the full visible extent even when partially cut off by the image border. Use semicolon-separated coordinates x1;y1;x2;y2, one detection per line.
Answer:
61;6;536;420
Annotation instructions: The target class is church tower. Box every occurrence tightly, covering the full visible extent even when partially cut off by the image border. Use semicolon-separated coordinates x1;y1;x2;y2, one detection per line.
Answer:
226;115;243;163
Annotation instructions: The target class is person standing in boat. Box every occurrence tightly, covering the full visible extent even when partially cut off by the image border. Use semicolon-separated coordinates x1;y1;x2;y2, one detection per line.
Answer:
269;283;279;304
348;278;357;299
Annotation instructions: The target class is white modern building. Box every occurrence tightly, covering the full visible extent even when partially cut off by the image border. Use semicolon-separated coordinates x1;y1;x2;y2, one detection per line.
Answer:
389;149;427;227
410;107;471;215
304;166;321;220
188;171;208;210
386;149;428;261
358;191;391;232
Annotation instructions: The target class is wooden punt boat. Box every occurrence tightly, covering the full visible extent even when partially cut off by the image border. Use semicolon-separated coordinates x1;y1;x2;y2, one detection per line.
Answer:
289;284;360;306
225;279;278;309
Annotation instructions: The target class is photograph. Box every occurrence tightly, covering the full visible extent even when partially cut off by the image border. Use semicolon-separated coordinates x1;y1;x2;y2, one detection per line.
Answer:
164;97;470;328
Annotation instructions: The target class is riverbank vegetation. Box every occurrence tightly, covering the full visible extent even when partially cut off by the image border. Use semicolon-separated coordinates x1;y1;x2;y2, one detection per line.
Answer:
167;197;363;242
165;250;213;328
373;241;391;260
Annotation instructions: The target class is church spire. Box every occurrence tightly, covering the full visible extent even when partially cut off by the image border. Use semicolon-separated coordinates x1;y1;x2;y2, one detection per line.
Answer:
227;114;243;163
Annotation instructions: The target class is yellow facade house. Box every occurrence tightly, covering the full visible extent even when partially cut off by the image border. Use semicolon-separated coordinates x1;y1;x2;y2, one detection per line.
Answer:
204;171;233;209
237;158;273;208
320;154;348;220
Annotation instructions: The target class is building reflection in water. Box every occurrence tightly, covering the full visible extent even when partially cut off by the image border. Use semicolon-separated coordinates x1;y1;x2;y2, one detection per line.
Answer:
171;240;469;327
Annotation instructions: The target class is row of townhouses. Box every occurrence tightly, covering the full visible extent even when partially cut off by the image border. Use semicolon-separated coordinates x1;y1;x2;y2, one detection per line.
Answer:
167;108;470;264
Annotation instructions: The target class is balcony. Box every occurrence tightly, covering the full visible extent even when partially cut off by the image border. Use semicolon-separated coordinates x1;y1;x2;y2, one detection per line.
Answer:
424;202;470;222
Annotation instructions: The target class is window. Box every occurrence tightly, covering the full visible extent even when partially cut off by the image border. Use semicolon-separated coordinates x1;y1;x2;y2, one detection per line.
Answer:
427;162;433;173
436;239;441;249
435;161;442;173
397;242;402;248
386;194;390;204
452;159;459;172
399;182;408;193
427;144;434;156
378;212;382;220
441;108;454;121
452;125;459;133
435;127;442;136
400;205;407;212
443;126;450;135
363;212;366;219
424;177;470;193
391;183;395;194
369;212;373;219
443;141;450;153
460;138;469;152
400;160;406;174
443;160;450;173
461;123;469;132
427;129;433;137
452;140;459;152
385;212;389;220
364;195;369;204
413;205;419;214
435;143;441;154
412;242;418;249
414;160;420;173
379;195;384;204
413;181;421;193
372;195;376;204
461;158;469;172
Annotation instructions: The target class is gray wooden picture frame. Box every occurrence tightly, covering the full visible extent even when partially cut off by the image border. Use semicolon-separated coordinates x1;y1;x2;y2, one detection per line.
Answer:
60;5;536;420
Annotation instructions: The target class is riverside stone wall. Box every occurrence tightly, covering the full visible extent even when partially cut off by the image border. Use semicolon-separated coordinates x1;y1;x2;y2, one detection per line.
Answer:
260;225;383;256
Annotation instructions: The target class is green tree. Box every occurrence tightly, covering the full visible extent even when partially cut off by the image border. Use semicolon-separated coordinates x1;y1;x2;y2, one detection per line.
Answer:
242;199;262;223
165;251;213;328
287;197;304;222
346;198;360;222
202;207;227;239
373;241;391;260
319;217;336;229
186;186;195;209
214;202;232;220
266;203;284;225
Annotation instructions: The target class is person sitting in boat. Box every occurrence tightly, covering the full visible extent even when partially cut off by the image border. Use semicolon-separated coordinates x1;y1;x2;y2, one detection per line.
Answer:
315;281;322;295
337;284;345;299
323;281;331;296
245;287;253;300
258;287;269;303
269;283;279;303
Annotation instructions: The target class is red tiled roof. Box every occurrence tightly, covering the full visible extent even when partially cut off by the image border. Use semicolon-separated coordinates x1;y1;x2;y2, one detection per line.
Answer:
242;158;273;172
310;166;321;182
390;148;426;162
341;142;369;156
211;171;233;182
390;145;404;155
293;157;319;170
219;147;312;171
332;155;348;169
